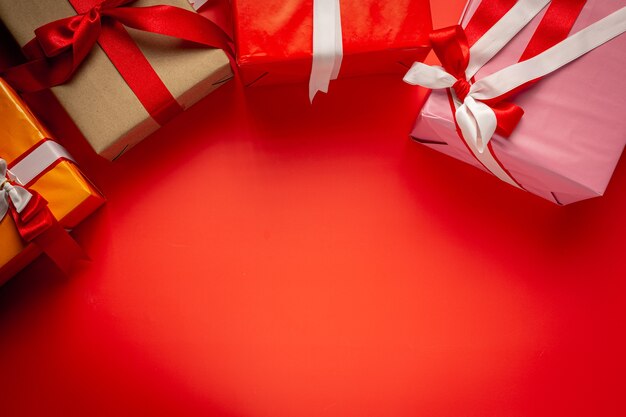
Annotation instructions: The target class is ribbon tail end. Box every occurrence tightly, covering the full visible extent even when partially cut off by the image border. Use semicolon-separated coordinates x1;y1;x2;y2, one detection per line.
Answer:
35;223;90;276
309;83;328;103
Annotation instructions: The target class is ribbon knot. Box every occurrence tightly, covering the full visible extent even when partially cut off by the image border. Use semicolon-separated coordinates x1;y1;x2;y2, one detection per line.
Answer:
403;25;525;153
0;160;33;221
452;78;471;102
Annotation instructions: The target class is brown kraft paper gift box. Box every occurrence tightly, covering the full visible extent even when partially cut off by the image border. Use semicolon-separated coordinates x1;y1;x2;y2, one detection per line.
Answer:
0;0;233;160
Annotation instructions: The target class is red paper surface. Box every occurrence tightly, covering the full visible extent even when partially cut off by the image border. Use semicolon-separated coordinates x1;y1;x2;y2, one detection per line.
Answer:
233;0;432;86
2;1;626;416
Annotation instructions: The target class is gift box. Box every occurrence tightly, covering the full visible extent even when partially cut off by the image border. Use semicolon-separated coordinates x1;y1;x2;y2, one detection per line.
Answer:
406;0;626;205
0;78;104;284
233;0;433;88
0;0;233;160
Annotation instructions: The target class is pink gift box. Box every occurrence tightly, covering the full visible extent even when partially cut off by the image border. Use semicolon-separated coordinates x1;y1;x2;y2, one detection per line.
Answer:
410;0;626;205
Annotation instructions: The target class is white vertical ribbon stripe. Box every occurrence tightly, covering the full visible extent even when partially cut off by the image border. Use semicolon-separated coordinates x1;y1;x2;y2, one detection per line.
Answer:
1;140;75;224
310;0;343;102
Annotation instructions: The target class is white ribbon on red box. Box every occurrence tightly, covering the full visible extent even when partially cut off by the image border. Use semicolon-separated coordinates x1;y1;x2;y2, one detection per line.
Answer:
0;160;32;220
310;0;344;102
0;140;75;222
188;0;344;101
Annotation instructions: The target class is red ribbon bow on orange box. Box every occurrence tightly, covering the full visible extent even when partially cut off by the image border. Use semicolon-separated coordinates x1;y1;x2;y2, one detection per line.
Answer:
1;159;87;274
3;0;233;126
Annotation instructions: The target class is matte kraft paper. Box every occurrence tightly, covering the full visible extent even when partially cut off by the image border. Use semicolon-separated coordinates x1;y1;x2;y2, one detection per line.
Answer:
0;0;233;160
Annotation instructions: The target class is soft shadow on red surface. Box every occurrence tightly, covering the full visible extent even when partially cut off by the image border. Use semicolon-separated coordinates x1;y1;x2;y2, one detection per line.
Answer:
2;1;626;416
1;72;625;417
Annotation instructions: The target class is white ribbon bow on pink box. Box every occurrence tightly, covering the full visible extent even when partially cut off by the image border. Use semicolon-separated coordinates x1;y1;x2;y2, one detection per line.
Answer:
310;0;343;101
403;0;626;203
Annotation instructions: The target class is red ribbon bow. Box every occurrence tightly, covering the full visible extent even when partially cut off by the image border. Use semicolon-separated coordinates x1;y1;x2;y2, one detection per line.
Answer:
430;25;525;138
3;0;233;126
1;166;87;275
9;188;56;242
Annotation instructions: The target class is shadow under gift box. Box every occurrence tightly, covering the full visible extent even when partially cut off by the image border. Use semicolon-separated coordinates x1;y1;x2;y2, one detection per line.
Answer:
232;0;433;87
410;0;626;205
0;0;232;161
0;78;104;284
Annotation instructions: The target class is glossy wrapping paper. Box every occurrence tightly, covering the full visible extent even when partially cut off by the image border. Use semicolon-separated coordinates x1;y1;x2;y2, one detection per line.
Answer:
0;78;104;284
233;0;433;86
410;0;626;205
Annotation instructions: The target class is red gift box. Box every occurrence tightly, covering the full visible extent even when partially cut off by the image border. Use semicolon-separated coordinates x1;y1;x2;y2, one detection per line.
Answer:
233;0;433;87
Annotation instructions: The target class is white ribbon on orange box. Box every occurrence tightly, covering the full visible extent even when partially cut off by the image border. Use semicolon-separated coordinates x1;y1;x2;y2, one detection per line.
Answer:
0;160;32;220
404;1;626;188
10;140;75;186
0;140;75;221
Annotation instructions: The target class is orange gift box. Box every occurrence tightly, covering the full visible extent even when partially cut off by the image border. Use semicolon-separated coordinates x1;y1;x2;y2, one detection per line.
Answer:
0;77;104;284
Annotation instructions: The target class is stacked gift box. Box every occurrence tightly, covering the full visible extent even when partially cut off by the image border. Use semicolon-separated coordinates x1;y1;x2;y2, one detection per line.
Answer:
0;0;625;282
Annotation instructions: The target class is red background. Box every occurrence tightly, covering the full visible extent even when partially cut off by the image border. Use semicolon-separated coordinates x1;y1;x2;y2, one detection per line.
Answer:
2;2;626;416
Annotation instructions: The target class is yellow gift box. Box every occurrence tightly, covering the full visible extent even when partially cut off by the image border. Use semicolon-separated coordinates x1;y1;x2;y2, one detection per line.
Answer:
0;78;104;284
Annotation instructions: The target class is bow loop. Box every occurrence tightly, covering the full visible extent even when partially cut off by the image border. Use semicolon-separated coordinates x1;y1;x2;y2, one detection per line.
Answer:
456;96;498;153
34;13;101;59
1;159;33;220
489;101;525;137
1;149;90;274
430;25;471;81
404;24;528;153
3;0;233;96
452;78;471;102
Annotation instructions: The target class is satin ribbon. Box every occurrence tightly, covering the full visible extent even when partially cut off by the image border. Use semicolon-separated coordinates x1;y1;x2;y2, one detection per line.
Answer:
309;0;343;102
10;141;76;187
0;161;32;220
1;145;88;274
404;0;551;154
2;0;233;126
186;0;233;40
405;1;626;189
